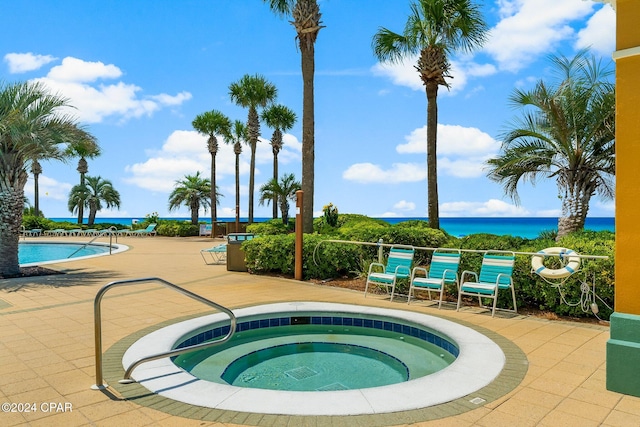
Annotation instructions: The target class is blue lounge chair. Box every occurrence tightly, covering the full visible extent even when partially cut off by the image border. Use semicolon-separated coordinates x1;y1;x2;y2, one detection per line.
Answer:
364;245;414;301
24;228;42;237
457;251;517;317
408;249;461;308
200;244;227;265
131;223;157;237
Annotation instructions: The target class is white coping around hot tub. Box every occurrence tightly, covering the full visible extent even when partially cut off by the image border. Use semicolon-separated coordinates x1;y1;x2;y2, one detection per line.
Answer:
122;302;505;416
20;241;129;267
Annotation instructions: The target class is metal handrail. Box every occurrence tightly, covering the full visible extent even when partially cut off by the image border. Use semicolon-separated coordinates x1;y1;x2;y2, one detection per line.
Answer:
68;226;118;258
92;277;237;390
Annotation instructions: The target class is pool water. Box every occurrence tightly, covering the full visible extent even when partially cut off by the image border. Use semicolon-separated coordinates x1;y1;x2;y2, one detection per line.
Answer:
173;324;454;391
18;242;112;265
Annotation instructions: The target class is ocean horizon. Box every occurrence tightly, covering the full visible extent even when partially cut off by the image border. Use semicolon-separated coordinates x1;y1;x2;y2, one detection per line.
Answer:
48;216;615;239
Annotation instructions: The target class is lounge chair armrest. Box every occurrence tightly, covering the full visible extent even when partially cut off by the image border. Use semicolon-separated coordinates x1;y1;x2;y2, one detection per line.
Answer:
441;268;459;283
460;270;478;284
411;267;428;280
495;272;513;287
368;262;385;275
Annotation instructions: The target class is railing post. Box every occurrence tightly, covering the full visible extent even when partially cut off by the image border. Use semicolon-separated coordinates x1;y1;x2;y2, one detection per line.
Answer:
295;190;303;281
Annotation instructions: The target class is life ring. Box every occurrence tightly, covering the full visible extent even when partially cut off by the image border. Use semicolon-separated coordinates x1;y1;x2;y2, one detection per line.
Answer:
531;247;581;279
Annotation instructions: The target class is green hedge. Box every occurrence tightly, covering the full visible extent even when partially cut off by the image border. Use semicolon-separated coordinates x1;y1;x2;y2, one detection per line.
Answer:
448;231;614;319
242;234;363;280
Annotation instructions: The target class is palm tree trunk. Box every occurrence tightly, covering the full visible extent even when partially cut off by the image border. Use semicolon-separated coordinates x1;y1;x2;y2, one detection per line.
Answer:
88;203;97;226
235;151;241;233
557;182;592;238
273;152;279;219
0;184;25;277
211;153;217;225
426;81;440;230
249;142;257;224
77;172;85;224
190;201;199;225
33;173;40;217
301;40;315;233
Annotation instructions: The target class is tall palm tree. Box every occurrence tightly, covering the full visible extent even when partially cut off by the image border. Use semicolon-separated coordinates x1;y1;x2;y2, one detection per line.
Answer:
264;0;323;233
65;138;101;224
168;172;219;225
192;110;231;226
0;80;96;277
487;50;615;238
373;0;487;229
259;173;302;225
226;120;248;233
30;158;43;217
261;104;297;219
229;74;278;224
68;175;121;225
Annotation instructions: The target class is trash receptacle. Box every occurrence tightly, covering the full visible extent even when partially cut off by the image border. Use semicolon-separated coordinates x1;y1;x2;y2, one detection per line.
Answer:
226;233;255;272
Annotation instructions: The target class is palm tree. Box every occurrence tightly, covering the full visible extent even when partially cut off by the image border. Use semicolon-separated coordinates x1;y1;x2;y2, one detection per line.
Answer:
487;50;615;238
65;138;101;224
30;158;43;217
229;74;278;224
261;104;297;219
372;0;487;229
68;176;121;225
192;110;231;226
259;173;302;225
264;0;323;233
0;80;96;277
168;172;219;225
226;120;248;232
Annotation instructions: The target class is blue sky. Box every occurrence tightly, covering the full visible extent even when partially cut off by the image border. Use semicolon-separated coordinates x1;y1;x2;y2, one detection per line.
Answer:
2;0;616;221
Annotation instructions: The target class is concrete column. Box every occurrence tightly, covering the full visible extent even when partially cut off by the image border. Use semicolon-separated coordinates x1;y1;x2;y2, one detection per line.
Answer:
607;0;640;397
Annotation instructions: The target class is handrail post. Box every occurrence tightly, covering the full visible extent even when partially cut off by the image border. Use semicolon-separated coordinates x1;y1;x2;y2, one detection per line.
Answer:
92;277;236;390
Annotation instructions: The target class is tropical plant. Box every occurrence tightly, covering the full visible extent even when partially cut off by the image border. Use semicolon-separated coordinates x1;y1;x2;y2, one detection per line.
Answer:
229;74;278;223
68;175;121;225
168;172;218;225
227;120;248;233
263;0;323;233
486;50;615;238
261;103;297;219
30;157;43;217
258;173;301;225
192;109;231;225
372;0;488;229
65;138;101;224
0;80;97;277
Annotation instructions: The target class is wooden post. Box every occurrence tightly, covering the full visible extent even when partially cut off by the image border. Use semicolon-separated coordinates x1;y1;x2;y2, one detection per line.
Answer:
295;190;303;280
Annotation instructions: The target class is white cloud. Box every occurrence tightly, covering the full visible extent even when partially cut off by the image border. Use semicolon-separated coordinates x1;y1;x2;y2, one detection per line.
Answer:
4;52;57;73
396;124;500;178
124;130;301;193
342;162;426;184
394;200;416;211
575;5;616;56
24;175;72;201
440;199;530;217
485;0;594;72
47;57;122;82
26;55;191;123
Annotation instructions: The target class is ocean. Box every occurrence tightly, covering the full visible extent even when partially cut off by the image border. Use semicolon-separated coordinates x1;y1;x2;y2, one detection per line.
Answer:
48;217;615;239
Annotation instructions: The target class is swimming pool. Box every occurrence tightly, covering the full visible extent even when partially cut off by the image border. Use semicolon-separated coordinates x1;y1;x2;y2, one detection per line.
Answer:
123;302;505;416
19;241;128;266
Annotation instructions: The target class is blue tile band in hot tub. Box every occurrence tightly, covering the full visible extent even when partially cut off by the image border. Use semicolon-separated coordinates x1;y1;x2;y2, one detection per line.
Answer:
175;315;459;357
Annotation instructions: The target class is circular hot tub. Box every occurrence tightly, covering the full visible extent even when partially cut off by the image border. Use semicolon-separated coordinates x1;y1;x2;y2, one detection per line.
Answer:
123;302;505;416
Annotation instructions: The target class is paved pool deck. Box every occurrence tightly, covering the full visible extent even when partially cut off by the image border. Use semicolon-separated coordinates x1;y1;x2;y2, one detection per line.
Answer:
0;235;638;426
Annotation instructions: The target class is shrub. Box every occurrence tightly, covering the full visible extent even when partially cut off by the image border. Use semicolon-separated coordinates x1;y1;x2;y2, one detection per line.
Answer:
242;234;364;280
247;219;293;235
22;215;53;230
156;221;199;237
